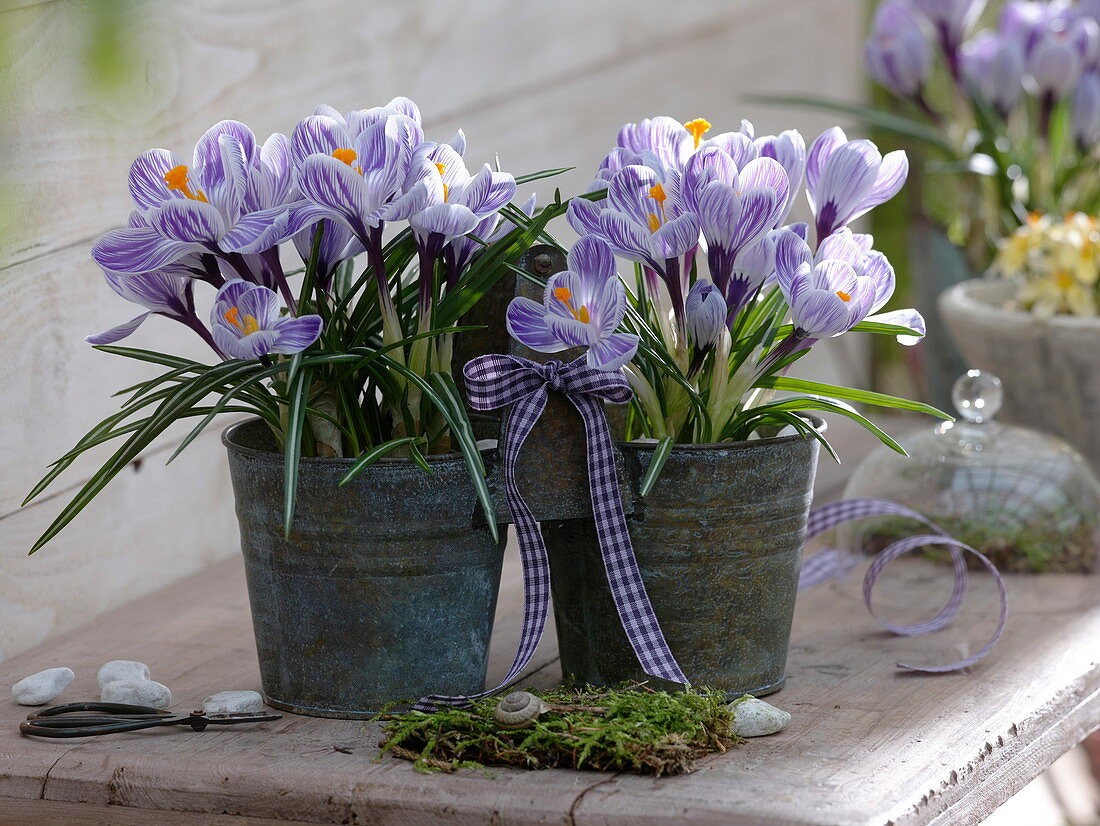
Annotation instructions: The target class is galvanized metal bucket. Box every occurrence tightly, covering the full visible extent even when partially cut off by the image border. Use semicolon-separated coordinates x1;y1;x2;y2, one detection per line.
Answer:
223;419;505;718
545;421;822;697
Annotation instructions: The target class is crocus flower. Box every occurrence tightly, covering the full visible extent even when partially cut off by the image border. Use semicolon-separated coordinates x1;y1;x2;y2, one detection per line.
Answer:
1027;18;1096;100
1072;70;1100;149
909;0;987;76
689;150;789;306
773;226;924;339
211;280;322;360
568;164;700;272
755;129;806;224
383;146;517;248
805;127;908;242
87;270;201;345
685;281;726;348
287;113;423;245
447;193;537;283
92;121;291;278
864;0;935;99
960;31;1027;117
505;236;639;371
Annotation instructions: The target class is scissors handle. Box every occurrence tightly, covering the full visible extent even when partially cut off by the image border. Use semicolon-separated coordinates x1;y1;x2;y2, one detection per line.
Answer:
21;702;179;738
19;702;283;738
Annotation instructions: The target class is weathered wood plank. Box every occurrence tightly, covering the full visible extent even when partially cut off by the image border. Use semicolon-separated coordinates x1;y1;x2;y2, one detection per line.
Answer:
1;537;1097;825
0;797;324;826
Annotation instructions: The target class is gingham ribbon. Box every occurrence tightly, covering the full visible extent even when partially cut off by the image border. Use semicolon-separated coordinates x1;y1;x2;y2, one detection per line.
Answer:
797;498;1008;672
413;354;687;711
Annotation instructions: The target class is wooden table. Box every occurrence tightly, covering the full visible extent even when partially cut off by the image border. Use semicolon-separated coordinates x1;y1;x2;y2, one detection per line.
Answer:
2;433;1099;825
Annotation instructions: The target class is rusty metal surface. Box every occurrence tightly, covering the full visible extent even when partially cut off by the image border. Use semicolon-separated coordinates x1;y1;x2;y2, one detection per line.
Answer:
223;420;504;718
545;424;823;697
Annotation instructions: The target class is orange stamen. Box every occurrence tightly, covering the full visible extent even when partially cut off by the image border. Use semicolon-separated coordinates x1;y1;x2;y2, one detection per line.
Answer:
836;290;851;302
163;165;208;202
553;286;591;323
684;117;712;150
332;148;358;167
224;306;260;335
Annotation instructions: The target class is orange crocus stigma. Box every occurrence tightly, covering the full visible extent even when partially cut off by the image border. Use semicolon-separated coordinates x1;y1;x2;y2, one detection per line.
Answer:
331;148;361;174
836;290;852;302
434;162;449;201
647;183;667;232
224;306;260;336
163;165;208;202
684;117;712;149
553;286;591;324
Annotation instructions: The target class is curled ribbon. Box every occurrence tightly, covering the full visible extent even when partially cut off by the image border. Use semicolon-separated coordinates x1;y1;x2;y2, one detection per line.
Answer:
413;354;687;711
798;498;1008;672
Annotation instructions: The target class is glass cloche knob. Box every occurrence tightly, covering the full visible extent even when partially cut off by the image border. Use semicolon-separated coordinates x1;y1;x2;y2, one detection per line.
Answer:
952;369;1003;424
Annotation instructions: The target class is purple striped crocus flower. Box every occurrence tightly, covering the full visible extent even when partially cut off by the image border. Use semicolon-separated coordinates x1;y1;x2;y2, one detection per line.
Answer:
909;0;986;77
92;121;292;280
772;227;924;341
287;113;423;246
506;236;639;371
959;31;1027;118
806;127;908;242
210;280;323;361
685;281;727;348
86;269;220;353
864;0;935;99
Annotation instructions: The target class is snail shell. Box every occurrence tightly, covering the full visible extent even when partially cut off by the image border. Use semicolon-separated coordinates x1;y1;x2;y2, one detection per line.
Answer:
493;691;549;729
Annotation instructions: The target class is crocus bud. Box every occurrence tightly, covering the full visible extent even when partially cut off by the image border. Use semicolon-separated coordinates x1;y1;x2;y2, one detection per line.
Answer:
909;0;987;75
1028;18;1098;98
1073;70;1100;149
685;281;727;348
864;0;934;98
960;32;1026;117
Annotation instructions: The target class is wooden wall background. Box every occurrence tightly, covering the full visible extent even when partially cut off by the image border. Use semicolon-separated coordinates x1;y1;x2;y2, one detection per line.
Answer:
0;0;866;661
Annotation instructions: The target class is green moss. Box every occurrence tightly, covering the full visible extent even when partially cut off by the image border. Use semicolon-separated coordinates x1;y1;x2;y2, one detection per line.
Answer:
856;511;1099;573
377;685;741;776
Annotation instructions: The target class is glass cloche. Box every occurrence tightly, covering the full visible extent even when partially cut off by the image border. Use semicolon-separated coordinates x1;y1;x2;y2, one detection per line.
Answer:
842;371;1100;573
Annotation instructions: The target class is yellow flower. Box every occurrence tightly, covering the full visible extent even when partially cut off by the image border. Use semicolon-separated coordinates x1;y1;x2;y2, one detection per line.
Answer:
997;212;1100;316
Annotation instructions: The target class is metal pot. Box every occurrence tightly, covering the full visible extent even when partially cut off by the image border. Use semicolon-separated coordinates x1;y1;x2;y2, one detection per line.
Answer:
544;423;822;697
223;419;504;718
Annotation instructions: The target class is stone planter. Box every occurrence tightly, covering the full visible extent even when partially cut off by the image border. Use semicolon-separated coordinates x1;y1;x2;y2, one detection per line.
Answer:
939;278;1100;471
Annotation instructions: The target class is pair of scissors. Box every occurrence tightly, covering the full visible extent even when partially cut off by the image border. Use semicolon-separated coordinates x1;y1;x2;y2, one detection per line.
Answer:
20;702;282;738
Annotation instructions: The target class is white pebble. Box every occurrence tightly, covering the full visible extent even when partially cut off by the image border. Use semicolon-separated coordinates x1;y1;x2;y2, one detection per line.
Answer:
729;696;791;737
97;660;150;689
101;679;171;709
11;667;74;706
202;690;265;715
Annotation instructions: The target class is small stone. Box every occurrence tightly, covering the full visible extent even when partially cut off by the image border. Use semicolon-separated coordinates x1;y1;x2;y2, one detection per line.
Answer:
97;660;150;689
101;679;171;709
202;690;264;715
729;696;791;737
11;667;74;706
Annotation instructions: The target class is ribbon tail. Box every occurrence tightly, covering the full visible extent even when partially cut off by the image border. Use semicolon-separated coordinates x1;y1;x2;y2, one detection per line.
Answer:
801;498;1007;673
569;393;689;686
413;387;553;711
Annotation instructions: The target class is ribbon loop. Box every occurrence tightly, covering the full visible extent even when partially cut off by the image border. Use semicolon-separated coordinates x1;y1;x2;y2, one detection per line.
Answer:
800;498;1007;673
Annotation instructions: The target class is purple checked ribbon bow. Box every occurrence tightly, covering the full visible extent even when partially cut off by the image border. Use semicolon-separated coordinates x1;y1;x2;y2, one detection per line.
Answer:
413;353;688;711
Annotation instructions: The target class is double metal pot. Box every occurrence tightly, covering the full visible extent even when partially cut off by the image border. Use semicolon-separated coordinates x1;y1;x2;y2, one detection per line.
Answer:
223;419;504;718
